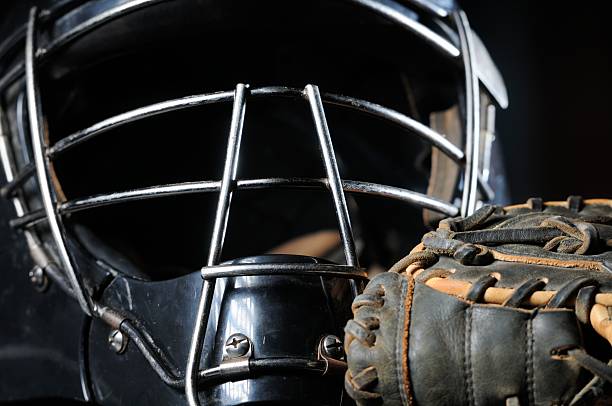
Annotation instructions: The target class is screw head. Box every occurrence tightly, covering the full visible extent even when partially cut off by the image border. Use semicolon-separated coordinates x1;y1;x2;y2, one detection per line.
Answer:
322;335;344;359
28;266;48;292
225;333;250;358
108;329;128;354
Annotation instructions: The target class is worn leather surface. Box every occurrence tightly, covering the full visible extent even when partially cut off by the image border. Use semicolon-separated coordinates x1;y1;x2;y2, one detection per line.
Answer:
345;272;407;405
409;284;582;405
345;197;612;405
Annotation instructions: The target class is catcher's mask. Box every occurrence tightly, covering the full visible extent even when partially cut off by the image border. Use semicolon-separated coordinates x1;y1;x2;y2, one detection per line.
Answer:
0;0;508;404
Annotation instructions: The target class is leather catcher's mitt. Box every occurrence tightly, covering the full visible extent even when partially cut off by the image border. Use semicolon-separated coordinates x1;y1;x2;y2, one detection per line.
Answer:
345;197;612;405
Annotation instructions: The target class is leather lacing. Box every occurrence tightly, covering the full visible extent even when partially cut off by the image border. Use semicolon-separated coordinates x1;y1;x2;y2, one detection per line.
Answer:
430;199;612;262
344;280;387;405
420;272;612;388
388;197;612;387
458;274;599;317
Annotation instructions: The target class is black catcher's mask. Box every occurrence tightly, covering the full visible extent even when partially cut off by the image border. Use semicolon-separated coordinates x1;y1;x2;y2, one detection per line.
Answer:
0;0;508;404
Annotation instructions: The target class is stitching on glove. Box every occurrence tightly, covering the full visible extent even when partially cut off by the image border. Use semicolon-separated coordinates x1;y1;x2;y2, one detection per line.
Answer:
526;316;535;405
345;197;612;406
464;308;475;406
399;276;415;406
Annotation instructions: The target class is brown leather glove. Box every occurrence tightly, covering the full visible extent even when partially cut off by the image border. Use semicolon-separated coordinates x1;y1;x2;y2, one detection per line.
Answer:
345;196;612;405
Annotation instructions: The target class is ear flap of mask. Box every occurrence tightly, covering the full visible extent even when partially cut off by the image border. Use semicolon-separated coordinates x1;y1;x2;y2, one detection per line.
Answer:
423;105;462;228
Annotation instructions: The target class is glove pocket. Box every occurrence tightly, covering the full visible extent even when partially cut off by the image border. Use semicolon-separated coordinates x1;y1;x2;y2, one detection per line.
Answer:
408;282;582;406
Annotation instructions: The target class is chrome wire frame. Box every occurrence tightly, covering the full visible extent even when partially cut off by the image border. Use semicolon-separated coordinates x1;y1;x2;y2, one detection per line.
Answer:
183;83;367;406
185;84;247;406
57;178;459;216
6;82;473;229
47;87;465;160
0;0;458;94
0;2;494;404
1;0;491;227
7;178;459;230
306;85;359;267
0;92;78;297
25;8;94;315
456;10;481;217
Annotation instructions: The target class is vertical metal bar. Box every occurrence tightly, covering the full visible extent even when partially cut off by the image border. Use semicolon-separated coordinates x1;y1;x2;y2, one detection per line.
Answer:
456;10;481;217
304;85;359;267
0;111;26;218
482;104;496;183
1;103;76;300
25;7;93;316
186;83;248;406
206;83;248;266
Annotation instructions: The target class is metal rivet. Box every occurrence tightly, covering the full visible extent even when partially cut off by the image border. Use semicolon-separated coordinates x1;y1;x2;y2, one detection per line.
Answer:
225;333;250;358
108;329;128;354
322;335;344;360
28;266;48;292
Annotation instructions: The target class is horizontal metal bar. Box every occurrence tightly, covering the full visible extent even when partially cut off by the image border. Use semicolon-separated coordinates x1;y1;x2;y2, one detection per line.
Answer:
0;162;35;198
0;0;87;63
0;1;169;93
321;92;465;161
120;319;329;390
198;358;330;386
43;180;465;228
48;90;235;156
48;86;464;163
0;27;26;67
341;179;459;215
9;208;45;229
59;180;220;212
13;178;459;229
0;61;25;93
120;315;330;388
403;0;451;18
57;178;459;216
1;0;459;93
45;0;168;55
352;0;459;57
201;263;368;280
248;358;327;376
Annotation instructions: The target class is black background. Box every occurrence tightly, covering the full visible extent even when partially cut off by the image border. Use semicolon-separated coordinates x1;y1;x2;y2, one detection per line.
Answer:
463;0;611;202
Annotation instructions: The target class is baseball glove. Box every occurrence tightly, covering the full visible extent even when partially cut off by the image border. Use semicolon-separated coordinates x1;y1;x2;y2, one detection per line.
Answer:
345;196;612;405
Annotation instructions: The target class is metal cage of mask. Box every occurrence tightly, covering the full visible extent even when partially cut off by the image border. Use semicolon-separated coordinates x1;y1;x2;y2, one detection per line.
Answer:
0;1;506;404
